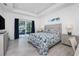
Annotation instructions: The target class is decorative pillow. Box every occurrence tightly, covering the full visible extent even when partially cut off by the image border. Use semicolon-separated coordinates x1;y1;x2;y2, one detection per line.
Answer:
45;29;59;34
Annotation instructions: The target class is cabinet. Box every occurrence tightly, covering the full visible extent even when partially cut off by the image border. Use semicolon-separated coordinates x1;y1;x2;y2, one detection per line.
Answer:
0;32;9;56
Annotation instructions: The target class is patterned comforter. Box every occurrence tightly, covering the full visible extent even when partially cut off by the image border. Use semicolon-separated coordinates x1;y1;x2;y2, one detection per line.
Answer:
28;31;60;55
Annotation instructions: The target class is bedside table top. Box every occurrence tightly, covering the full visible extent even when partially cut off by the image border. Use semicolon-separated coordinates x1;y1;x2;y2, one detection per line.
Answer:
63;34;75;36
62;34;76;39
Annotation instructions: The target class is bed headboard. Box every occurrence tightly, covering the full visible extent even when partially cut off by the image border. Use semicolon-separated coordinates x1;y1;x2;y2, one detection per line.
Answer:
45;24;62;32
45;24;62;39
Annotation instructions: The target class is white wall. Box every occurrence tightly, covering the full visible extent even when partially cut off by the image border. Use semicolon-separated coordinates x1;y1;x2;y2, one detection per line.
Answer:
0;7;3;15
39;4;79;36
0;6;5;17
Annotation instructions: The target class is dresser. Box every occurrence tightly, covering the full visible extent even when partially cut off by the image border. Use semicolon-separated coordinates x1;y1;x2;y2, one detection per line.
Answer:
0;31;9;56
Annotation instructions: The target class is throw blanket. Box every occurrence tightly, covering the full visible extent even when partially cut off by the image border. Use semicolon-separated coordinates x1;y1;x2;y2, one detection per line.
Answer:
28;32;60;55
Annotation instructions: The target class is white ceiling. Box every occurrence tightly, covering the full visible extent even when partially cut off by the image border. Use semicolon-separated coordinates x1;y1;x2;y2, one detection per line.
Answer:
13;3;56;14
0;3;75;17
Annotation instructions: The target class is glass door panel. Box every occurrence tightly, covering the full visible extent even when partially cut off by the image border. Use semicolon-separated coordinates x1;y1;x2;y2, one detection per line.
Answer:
25;21;32;34
19;20;32;35
19;21;25;35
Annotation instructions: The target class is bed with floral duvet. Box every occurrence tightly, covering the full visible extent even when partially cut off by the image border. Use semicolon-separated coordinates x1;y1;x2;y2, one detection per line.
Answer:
28;29;61;55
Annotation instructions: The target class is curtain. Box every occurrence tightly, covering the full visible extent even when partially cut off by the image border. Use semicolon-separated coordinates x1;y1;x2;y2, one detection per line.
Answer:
14;18;19;39
31;21;35;33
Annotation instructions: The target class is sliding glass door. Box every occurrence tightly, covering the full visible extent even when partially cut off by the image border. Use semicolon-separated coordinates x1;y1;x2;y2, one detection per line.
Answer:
19;20;32;35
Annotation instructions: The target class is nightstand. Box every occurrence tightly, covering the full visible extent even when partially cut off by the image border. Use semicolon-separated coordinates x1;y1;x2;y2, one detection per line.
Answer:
62;34;76;46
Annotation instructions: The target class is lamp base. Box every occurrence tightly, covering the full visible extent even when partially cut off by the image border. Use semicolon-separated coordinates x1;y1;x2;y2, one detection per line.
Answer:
68;32;72;35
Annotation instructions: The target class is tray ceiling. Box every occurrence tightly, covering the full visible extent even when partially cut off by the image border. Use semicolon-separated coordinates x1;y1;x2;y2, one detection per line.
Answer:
13;3;56;14
0;3;75;17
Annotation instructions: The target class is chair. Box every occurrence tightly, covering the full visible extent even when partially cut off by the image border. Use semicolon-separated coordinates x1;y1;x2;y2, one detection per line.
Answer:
68;37;78;53
74;44;79;56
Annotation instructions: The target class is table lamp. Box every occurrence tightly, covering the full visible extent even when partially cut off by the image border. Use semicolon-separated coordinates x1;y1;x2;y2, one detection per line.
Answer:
66;25;73;35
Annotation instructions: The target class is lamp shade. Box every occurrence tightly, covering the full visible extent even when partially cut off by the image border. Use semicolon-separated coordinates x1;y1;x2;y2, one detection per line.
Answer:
40;26;44;30
66;25;73;33
38;26;44;32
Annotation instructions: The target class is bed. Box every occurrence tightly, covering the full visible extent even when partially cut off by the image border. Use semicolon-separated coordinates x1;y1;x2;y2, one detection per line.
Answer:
28;24;62;55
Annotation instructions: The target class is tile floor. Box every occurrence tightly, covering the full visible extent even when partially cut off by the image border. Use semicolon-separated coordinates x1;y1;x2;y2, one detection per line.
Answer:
6;35;74;56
